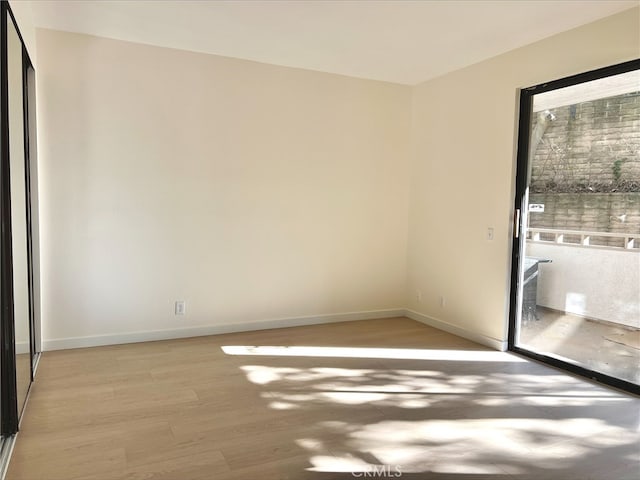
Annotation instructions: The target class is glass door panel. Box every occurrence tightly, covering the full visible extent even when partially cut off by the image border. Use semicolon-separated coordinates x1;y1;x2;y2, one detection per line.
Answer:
511;62;640;393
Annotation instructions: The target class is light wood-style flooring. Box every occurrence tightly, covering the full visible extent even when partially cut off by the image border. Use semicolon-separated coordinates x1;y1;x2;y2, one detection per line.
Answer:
6;317;640;479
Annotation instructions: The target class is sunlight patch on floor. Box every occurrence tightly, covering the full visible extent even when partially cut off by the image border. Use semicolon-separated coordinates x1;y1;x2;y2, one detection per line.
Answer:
222;345;526;362
522;314;584;352
475;394;630;408
239;364;623;407
225;342;639;476
305;417;637;474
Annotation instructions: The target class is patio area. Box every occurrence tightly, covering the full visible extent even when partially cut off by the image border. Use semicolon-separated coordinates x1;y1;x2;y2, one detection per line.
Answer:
519;307;640;385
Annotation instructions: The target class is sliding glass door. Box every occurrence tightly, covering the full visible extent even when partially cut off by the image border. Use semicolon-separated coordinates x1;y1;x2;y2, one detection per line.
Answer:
509;60;640;394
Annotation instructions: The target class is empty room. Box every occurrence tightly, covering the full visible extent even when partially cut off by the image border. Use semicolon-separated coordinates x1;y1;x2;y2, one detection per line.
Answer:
0;1;638;479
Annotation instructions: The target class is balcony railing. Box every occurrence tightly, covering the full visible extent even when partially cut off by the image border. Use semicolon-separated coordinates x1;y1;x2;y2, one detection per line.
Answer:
527;227;640;251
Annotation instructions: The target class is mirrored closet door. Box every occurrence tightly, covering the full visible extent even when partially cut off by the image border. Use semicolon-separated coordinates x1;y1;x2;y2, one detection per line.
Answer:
1;1;41;443
7;8;31;417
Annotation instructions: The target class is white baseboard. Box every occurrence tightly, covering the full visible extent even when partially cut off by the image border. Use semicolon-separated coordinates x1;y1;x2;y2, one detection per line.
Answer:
42;308;508;353
15;341;30;355
42;309;406;351
404;309;507;351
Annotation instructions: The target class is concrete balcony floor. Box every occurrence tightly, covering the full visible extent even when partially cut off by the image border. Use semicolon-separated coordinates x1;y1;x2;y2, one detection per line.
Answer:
519;307;639;385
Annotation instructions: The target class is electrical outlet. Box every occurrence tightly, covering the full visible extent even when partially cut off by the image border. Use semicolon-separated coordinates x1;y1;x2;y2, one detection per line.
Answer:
439;295;446;308
416;289;422;303
487;227;494;241
175;300;186;315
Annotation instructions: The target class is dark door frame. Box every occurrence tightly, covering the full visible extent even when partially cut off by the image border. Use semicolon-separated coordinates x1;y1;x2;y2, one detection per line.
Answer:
508;58;640;396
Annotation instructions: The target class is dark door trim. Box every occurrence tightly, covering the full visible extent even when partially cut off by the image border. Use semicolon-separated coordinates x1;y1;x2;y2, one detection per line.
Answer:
508;58;640;396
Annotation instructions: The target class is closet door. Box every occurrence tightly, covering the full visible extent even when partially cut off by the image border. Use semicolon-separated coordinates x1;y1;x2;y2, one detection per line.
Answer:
0;3;39;438
6;9;31;417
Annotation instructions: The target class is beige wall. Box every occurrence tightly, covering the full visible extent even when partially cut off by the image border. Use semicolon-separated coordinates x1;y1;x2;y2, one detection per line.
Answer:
406;7;640;345
8;0;36;64
36;7;640;349
36;29;411;346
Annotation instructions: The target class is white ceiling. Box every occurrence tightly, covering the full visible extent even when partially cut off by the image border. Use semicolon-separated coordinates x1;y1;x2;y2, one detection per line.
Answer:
31;0;639;85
